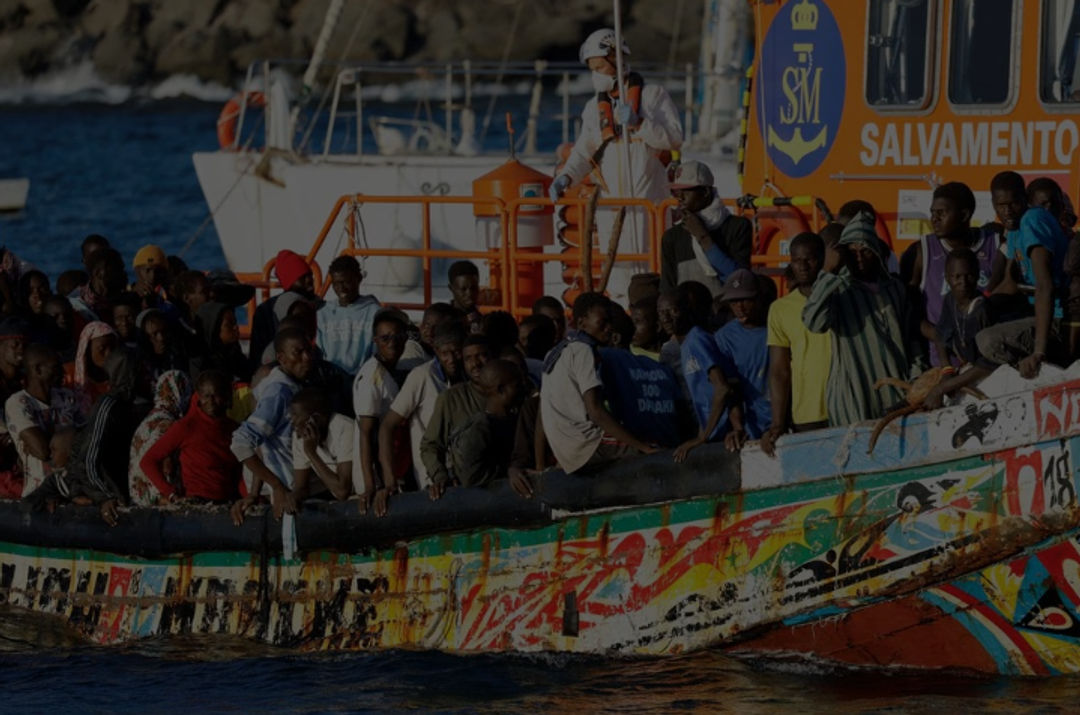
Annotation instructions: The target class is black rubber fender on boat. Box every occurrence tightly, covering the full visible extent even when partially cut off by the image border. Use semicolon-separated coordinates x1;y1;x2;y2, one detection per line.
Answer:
0;444;740;557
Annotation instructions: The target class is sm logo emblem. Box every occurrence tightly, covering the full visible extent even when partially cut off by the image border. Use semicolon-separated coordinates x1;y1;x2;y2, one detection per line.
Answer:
757;0;845;178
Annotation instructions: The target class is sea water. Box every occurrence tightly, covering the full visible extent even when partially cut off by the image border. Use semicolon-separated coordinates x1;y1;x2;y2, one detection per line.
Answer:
0;103;1078;711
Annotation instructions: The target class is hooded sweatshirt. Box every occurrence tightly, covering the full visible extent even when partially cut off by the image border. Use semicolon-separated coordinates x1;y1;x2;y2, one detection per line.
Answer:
140;394;243;501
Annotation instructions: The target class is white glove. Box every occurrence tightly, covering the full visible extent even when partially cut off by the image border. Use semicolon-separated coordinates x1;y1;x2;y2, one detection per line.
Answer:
549;174;571;203
614;101;639;127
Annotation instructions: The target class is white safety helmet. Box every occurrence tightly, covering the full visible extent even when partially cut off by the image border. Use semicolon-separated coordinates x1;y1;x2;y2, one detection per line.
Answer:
579;28;631;65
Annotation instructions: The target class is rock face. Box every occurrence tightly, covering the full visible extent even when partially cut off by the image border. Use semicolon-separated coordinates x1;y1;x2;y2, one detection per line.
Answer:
0;0;703;90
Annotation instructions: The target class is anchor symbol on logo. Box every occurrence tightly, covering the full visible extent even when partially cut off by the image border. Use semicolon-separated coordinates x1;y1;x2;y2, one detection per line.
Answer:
767;126;828;165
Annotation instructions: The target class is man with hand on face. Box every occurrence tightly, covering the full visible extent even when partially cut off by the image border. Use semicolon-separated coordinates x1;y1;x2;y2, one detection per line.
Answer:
802;213;924;427
659;161;752;298
130;244;173;314
420;335;492;501
375;321;466;516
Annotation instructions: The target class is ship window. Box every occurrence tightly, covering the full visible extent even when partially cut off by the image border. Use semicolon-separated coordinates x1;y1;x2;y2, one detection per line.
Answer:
865;0;934;108
1041;0;1080;103
947;0;1014;105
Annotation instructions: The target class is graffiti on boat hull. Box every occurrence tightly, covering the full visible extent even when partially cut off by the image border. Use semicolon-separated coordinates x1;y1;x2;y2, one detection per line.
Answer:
0;431;1076;671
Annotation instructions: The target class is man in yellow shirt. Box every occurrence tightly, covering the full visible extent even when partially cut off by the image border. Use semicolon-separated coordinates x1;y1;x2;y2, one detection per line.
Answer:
760;232;831;456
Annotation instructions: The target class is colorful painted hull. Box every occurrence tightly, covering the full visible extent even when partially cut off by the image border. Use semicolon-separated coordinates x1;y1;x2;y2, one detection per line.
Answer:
6;376;1080;674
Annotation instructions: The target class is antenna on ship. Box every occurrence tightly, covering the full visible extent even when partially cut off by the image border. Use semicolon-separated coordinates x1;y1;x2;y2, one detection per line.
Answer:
505;112;517;160
612;0;639;249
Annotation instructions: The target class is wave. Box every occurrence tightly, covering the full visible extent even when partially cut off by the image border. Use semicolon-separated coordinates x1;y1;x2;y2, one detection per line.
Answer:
0;62;132;105
0;64;688;106
0;63;234;105
148;74;234;102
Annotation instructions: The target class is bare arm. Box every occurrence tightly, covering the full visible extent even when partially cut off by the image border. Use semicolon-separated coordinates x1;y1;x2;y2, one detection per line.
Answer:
760;345;790;458
1019;246;1055;378
357;416;379;498
377;410;406;492
300;443;351;501
674;367;730;462
987;249;1007;292
921;320;950;366
533;408;548;471
18;426;50;461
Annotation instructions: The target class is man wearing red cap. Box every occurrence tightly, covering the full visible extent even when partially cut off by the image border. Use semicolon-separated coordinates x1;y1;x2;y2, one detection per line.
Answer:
248;250;318;372
660;161;752;298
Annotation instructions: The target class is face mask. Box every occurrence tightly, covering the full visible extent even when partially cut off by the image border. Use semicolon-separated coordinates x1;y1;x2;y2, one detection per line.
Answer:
591;71;616;93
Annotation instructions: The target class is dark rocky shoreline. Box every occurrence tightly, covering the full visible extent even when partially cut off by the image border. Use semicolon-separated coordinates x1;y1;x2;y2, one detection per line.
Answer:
0;0;702;89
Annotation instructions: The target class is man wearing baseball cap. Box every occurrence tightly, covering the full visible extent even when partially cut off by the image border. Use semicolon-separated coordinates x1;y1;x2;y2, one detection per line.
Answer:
714;268;772;452
130;244;170;310
660;160;752;298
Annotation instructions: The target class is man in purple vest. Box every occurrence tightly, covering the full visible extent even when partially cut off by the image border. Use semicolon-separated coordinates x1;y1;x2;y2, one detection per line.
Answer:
901;182;1001;365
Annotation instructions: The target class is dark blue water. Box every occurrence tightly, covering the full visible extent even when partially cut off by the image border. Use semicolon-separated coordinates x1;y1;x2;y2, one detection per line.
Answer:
0;103;1077;710
2;631;1079;712
0;104;226;279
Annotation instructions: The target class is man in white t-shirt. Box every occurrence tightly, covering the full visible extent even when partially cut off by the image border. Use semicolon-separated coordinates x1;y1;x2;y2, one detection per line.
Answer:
378;321;465;497
290;387;353;501
540;293;657;474
5;344;83;497
352;309;412;513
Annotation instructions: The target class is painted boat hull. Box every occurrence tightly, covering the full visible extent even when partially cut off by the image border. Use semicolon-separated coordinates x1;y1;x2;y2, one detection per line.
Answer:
6;376;1080;674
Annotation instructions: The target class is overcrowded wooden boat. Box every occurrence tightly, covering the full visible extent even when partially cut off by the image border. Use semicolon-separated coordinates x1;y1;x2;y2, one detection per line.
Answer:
3;369;1080;676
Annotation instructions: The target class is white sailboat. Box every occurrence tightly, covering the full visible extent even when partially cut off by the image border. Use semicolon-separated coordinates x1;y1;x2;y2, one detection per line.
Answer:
191;0;749;303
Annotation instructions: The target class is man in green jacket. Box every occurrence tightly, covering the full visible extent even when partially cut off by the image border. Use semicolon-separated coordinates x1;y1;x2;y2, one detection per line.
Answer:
420;335;492;499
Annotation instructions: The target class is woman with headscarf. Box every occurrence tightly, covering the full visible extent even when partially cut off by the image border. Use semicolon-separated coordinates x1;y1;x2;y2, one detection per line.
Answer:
190;302;251;383
128;370;193;506
70;321;117;413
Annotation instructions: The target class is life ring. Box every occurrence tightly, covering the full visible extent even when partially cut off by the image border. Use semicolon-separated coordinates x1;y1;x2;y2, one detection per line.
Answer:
217;91;266;150
754;204;812;255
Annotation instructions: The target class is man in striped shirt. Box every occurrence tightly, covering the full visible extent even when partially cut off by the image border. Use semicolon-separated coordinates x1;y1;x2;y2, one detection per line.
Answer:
802;212;925;427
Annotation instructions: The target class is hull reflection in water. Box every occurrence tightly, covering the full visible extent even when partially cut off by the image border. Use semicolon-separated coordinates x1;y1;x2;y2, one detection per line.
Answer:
4;377;1080;675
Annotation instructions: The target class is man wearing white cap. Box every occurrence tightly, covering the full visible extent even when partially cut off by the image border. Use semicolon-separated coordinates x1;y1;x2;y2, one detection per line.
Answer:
659;161;752;297
550;29;683;300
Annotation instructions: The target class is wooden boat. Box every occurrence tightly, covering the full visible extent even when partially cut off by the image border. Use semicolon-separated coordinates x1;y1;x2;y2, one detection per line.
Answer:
5;372;1080;675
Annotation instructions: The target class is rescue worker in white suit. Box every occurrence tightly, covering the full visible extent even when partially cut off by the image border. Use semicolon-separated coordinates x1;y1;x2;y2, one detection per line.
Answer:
550;29;683;301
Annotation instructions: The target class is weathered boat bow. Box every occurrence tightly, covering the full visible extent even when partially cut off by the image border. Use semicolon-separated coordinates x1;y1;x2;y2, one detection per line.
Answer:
5;376;1080;674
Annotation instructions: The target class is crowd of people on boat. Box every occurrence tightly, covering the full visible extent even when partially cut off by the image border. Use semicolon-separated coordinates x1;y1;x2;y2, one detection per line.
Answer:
1;27;1078;527
0;163;1074;525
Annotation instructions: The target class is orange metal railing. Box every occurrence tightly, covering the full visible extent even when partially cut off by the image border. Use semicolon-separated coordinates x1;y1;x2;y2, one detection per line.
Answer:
233;191;810;333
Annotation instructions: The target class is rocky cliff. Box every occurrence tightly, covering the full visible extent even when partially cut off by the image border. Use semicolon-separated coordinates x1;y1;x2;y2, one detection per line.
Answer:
0;0;703;89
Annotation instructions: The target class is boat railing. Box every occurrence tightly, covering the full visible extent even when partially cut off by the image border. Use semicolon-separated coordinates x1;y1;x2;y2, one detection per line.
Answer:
229;191;812;335
234;58;735;158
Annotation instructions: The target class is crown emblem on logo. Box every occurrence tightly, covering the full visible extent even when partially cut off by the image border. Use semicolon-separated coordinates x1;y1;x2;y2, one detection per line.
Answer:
791;0;818;31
